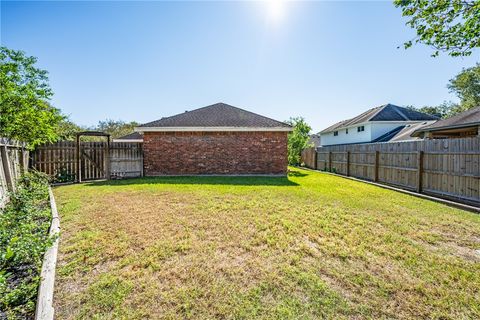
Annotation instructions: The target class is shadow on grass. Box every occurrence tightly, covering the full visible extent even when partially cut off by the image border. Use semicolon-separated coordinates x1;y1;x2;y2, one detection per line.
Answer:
288;169;309;177
85;170;309;187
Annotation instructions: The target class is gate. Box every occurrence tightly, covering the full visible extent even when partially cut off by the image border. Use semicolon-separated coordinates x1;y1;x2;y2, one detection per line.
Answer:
75;131;110;182
77;142;109;181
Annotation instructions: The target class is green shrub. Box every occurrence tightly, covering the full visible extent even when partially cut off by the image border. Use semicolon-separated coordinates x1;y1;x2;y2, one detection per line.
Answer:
54;167;76;183
0;170;53;319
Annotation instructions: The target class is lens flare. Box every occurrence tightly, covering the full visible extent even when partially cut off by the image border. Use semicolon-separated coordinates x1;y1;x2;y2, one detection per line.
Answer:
265;0;287;24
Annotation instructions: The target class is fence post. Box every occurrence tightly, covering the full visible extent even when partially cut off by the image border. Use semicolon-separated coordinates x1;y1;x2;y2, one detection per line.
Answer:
76;136;81;183
19;147;28;174
346;151;350;176
374;151;379;182
140;143;145;177
328;151;332;171
105;140;111;180
1;145;14;192
314;149;318;170
416;151;424;193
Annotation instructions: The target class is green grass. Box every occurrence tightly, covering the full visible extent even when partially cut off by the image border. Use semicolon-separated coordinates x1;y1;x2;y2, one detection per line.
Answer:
53;168;480;319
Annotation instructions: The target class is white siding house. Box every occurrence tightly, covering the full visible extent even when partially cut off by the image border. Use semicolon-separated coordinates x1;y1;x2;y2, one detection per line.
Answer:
321;123;373;146
319;104;438;146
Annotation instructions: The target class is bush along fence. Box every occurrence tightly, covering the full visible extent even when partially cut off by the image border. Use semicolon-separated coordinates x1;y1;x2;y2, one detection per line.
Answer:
0;138;29;207
0;138;59;319
301;137;480;207
31;141;143;182
0;171;56;319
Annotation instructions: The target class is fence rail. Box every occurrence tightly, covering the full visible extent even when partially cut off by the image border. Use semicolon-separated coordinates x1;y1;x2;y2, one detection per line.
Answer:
301;137;480;206
0;138;29;207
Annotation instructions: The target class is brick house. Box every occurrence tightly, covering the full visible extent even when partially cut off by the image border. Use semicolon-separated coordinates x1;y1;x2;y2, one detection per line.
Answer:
134;103;292;175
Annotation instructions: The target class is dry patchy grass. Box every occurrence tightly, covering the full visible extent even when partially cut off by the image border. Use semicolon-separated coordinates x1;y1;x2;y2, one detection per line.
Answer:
53;168;480;319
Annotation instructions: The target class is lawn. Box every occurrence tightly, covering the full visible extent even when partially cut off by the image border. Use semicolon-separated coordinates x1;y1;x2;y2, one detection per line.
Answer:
52;168;480;320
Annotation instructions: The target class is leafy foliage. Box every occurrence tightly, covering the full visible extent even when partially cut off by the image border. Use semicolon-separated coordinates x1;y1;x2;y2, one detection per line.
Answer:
54;118;140;142
394;0;480;57
56;118;82;141
96;119;139;139
0;171;53;319
447;63;480;111
0;47;64;148
286;117;312;165
407;101;456;118
54;167;76;183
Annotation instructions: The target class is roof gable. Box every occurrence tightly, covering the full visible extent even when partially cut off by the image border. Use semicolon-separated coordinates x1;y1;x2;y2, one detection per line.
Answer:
320;104;439;133
137;103;291;130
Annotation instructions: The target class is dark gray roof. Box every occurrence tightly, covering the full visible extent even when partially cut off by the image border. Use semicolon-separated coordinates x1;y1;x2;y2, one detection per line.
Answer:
320;104;439;133
115;132;143;140
373;121;436;142
414;106;480;133
138;103;291;128
389;122;436;141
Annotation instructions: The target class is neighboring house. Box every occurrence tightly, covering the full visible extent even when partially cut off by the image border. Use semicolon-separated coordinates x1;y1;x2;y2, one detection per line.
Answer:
112;132;143;143
319;104;438;146
412;106;480;139
134;103;292;175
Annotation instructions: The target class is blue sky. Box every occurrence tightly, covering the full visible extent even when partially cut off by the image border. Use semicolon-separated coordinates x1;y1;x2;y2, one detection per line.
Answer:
1;1;479;132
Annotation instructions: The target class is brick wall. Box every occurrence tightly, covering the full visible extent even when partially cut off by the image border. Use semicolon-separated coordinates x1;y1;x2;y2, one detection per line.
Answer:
143;131;288;175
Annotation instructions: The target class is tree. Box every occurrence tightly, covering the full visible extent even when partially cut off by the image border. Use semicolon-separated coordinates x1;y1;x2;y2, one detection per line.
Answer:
407;101;456;118
394;0;480;57
96;119;139;138
56;118;82;141
447;63;480;111
52;118;141;142
0;47;64;147
286;117;312;166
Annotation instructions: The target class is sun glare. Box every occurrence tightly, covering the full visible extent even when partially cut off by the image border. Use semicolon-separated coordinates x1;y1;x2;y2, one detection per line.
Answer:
265;0;287;24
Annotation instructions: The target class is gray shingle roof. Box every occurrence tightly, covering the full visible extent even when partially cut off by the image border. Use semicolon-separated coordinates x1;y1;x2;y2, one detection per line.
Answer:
319;104;439;133
373;121;436;142
115;132;143;140
414;106;480;132
138;103;291;129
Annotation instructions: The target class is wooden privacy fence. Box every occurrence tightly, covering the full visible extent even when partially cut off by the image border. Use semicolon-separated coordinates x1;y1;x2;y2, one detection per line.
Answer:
110;142;144;179
32;141;143;182
301;137;480;206
0;138;29;207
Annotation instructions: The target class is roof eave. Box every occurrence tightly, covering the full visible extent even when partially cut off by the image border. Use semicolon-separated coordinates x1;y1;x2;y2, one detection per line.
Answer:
135;126;293;132
412;121;480;136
